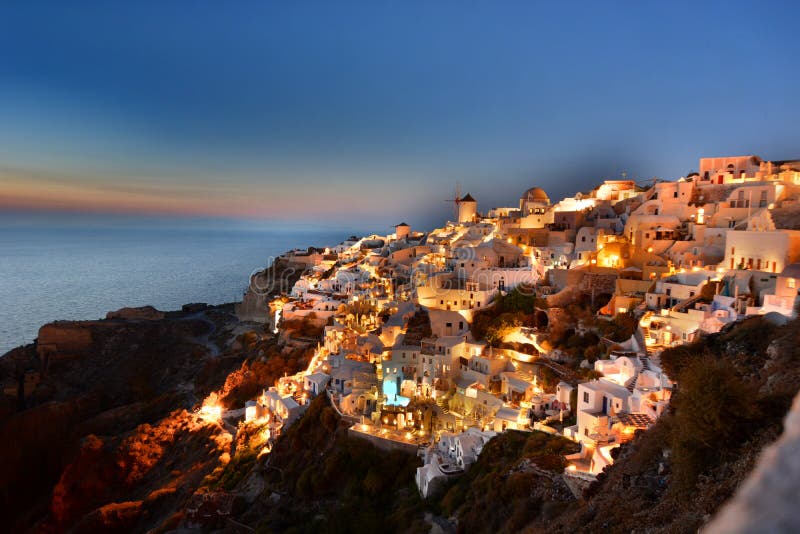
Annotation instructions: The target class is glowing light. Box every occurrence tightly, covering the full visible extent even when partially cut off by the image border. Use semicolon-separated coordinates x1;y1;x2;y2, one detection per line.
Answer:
199;393;223;422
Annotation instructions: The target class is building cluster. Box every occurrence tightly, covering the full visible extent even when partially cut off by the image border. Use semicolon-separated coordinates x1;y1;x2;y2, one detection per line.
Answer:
238;154;800;495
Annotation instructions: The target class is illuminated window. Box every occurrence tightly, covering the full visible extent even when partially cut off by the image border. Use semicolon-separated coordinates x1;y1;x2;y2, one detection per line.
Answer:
789;278;796;289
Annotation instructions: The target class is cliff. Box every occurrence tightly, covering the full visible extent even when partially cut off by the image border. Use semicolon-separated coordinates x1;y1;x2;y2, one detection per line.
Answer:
4;305;800;532
210;314;800;534
0;305;256;531
236;257;307;323
706;391;800;533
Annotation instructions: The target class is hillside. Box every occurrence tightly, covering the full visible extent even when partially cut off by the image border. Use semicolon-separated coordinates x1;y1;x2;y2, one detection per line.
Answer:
0;305;306;532
4;305;799;532
219;314;800;533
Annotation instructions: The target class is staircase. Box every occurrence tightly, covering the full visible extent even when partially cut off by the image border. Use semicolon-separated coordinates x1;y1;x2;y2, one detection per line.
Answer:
638;311;655;352
672;292;704;313
436;395;450;415
624;374;638;393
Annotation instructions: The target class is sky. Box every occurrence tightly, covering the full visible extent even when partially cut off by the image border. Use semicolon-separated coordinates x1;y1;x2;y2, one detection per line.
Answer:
1;0;799;230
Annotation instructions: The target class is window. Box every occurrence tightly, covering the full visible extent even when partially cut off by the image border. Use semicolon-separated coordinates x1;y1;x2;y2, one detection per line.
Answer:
673;191;678;198
581;236;586;242
583;392;589;403
789;278;796;289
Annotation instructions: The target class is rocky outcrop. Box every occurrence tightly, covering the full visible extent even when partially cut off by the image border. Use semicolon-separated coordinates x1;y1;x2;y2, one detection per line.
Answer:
37;322;94;361
1;306;249;532
106;305;165;321
46;410;231;532
236;257;306;323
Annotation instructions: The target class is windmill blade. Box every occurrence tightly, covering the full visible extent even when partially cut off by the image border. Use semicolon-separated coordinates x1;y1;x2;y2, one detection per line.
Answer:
443;182;462;220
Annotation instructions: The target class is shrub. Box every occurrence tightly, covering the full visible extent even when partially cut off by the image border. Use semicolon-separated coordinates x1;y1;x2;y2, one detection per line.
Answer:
670;355;759;492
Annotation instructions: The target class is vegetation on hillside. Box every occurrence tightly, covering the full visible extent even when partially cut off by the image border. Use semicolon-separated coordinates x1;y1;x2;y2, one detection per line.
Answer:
436;430;579;533
545;315;800;532
217;315;800;534
248;396;427;534
471;286;548;343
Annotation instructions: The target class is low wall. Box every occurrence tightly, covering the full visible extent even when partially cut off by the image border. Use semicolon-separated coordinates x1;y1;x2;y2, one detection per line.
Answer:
348;427;419;454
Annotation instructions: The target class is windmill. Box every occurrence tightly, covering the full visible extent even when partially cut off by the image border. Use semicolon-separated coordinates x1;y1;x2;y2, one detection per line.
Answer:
444;183;462;221
637;176;662;192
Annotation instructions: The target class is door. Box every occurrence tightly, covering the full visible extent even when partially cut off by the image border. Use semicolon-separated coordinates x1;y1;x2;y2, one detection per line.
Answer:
602;396;608;414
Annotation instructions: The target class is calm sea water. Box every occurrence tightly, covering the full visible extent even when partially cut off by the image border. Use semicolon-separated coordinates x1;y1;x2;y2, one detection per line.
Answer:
0;218;347;355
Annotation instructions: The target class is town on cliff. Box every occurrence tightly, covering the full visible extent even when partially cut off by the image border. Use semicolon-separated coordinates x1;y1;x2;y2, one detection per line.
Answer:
227;153;800;498
5;153;800;532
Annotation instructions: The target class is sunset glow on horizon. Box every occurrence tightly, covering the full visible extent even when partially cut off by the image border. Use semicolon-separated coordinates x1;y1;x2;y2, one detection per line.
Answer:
0;166;420;222
1;1;799;229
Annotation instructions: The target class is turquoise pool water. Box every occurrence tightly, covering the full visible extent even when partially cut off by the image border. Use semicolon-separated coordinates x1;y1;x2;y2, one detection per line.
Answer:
382;379;410;406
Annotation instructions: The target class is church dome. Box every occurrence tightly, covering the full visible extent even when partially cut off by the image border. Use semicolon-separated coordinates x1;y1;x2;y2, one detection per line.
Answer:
521;187;550;204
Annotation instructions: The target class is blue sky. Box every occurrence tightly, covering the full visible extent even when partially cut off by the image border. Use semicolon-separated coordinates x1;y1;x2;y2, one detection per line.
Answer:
1;1;798;229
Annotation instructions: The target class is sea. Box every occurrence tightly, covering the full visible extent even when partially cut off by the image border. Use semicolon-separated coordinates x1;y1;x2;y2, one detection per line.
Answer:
0;214;352;355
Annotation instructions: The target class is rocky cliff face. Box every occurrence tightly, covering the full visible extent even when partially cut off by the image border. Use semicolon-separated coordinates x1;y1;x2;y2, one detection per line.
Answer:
706;391;800;533
0;305;257;532
4;305;799;533
236;257;306;323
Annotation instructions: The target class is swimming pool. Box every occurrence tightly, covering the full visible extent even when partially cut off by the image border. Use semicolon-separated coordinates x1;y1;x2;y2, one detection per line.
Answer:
382;379;410;406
